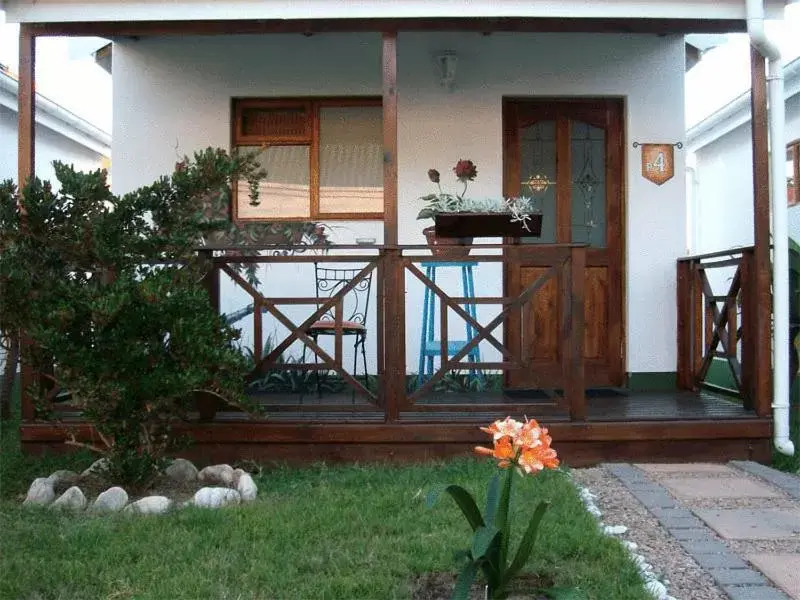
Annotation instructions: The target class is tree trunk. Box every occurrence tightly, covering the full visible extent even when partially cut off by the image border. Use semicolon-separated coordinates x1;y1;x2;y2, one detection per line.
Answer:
1;333;20;420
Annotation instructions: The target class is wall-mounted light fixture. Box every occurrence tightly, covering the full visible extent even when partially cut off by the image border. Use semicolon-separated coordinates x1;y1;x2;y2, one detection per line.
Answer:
437;53;458;91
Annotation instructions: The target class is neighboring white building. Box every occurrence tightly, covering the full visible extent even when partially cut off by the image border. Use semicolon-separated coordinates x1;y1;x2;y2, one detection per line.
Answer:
686;30;800;254
0;64;110;186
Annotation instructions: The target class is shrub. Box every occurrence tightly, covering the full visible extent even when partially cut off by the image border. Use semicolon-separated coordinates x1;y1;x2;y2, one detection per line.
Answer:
0;149;265;485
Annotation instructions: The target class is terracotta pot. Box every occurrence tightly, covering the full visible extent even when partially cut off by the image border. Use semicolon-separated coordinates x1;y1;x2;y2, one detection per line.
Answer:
423;226;472;258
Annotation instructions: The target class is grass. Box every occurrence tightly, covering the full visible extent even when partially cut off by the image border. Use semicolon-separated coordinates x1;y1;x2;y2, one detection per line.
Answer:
0;417;650;599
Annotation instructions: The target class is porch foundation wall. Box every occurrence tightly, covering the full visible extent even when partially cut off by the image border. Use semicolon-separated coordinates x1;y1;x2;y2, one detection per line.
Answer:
20;422;772;467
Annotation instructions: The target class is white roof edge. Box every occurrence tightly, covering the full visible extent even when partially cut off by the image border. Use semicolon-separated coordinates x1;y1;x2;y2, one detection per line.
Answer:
0;71;111;156
687;56;800;152
2;0;786;23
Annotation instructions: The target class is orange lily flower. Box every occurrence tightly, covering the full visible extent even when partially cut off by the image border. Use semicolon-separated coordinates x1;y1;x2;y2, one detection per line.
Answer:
474;435;516;468
514;418;542;449
518;443;560;474
476;417;559;476
480;416;523;441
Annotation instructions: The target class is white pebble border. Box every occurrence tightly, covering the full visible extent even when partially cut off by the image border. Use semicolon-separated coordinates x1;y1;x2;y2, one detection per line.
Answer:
574;481;674;600
22;460;258;515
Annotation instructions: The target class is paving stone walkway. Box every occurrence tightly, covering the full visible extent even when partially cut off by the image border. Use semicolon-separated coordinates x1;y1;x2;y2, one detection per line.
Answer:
604;461;800;600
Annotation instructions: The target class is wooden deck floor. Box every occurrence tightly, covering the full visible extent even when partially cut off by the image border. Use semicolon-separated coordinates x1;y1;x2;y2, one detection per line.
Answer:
235;388;755;423
24;388;770;466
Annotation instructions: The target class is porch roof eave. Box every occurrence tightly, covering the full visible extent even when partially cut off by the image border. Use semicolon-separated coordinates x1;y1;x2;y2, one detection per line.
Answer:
11;16;748;38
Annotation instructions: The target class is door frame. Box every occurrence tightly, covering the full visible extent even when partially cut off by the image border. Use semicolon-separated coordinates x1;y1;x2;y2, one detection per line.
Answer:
501;96;627;388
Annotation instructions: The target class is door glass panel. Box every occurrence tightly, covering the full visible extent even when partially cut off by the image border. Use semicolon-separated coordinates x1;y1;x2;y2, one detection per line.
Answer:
570;121;606;247
519;121;556;244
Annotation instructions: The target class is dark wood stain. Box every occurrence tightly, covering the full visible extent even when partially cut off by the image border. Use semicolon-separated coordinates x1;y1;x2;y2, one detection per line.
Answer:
504;99;624;389
750;47;773;418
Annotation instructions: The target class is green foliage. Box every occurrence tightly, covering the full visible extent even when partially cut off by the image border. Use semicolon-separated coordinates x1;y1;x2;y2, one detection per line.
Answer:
0;148;269;485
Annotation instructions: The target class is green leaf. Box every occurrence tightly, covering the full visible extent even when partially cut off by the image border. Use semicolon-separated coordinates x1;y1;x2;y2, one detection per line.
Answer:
451;561;479;600
504;501;550;584
495;467;515;571
471;525;500;561
426;485;485;531
485;473;500;526
542;587;589;600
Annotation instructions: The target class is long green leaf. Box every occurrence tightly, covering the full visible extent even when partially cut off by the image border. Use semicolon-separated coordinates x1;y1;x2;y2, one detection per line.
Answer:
471;525;500;561
427;485;485;531
482;473;503;592
485;473;500;526
495;468;514;573
504;501;550;584
451;561;479;600
479;560;502;596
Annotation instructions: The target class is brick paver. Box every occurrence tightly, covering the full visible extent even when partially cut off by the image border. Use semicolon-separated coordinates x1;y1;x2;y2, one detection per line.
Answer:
745;555;800;599
660;477;782;499
694;508;800;540
636;463;740;476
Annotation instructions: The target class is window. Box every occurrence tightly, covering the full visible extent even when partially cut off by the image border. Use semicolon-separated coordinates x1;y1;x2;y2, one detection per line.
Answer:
788;139;799;208
231;98;383;221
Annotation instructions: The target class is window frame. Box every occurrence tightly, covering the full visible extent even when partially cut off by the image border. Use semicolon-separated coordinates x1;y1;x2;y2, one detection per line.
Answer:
231;96;384;222
789;138;799;208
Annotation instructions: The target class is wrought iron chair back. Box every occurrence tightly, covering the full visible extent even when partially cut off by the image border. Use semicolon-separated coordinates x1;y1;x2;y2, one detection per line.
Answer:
314;264;373;326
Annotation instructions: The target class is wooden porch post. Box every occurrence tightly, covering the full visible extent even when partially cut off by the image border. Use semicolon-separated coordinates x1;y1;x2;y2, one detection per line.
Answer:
676;259;694;390
382;32;398;248
749;46;773;418
18;26;36;421
381;31;403;421
564;247;586;420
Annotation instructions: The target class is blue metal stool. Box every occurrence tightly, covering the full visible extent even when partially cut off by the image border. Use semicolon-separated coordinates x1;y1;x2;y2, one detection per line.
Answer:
417;261;484;387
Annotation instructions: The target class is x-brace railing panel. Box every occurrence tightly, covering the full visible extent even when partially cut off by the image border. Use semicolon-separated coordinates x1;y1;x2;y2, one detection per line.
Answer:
404;258;565;402
219;258;383;401
696;264;743;390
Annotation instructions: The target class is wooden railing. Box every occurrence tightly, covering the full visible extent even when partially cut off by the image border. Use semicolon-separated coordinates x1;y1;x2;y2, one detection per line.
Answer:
202;243;587;421
676;246;769;416
398;245;586;420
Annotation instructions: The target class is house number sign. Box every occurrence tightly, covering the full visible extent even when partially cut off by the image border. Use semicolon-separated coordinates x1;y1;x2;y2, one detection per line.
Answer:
633;142;682;186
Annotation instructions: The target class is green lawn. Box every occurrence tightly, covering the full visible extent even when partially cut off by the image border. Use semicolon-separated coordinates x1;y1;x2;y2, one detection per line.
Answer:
1;404;648;599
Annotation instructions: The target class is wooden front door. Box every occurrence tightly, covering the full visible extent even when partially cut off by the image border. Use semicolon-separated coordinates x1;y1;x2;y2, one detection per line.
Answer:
503;98;625;389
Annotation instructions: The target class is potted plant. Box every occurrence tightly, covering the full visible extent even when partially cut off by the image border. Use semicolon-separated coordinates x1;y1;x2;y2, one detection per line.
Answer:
417;160;543;257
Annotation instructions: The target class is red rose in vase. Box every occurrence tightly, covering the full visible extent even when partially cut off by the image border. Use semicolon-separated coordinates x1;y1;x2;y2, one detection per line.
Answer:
453;159;478;182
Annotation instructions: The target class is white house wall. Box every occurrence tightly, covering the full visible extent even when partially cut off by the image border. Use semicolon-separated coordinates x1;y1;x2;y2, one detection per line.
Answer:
112;32;687;377
0;104;106;187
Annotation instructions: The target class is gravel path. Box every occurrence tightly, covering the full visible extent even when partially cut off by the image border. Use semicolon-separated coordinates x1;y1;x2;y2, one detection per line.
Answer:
571;467;728;600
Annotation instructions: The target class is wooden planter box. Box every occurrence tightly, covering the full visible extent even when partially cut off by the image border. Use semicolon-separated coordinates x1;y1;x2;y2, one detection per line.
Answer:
434;213;542;238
